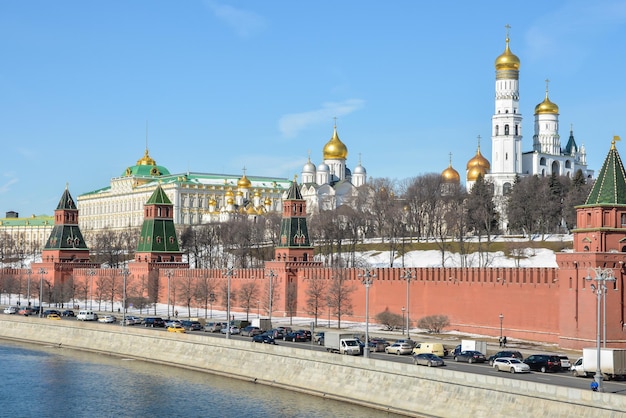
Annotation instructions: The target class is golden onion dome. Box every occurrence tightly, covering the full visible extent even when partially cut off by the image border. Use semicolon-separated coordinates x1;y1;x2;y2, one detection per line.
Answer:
209;197;217;206
225;188;234;197
226;196;234;205
495;36;520;71
467;166;487;182
323;125;348;160
254;189;261;197
237;173;251;188
264;197;272;206
466;148;491;171
534;88;559;114
441;164;460;183
236;190;243;197
136;149;157;166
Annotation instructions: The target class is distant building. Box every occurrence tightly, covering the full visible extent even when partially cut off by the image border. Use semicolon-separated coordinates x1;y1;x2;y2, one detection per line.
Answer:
0;212;53;263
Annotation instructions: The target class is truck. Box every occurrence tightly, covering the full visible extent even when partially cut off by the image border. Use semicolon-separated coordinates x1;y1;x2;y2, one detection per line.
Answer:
570;348;626;380
251;318;272;331
323;331;361;355
461;340;487;355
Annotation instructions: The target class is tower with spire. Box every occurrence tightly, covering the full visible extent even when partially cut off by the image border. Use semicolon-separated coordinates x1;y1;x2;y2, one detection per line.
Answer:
556;137;626;349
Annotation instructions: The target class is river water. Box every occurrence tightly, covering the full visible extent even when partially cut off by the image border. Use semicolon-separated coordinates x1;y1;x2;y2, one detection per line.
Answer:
0;339;404;418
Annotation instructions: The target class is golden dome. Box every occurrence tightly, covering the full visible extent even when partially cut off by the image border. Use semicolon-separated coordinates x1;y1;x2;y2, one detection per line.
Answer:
495;36;520;71
264;197;272;206
441;165;460;183
136;149;156;166
237;173;251;188
534;85;559;114
467;166;487;182
236;190;243;197
466;148;491;171
226;196;234;205
209;197;217;206
323;125;348;160
225;188;234;197
254;189;261;197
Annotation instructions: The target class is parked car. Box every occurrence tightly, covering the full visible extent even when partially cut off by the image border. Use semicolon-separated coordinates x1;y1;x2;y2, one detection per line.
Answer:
252;333;276;344
204;322;223;333
181;320;202;331
18;307;35;316
4;306;18;314
454;350;487;363
284;331;308;342
314;332;325;345
487;350;524;366
62;310;75;317
493;357;530;373
43;309;61;317
523;354;562;373
165;319;182;328
413;342;447;357
558;355;571;370
98;315;117;323
268;329;284;339
167;324;186;333
47;313;61;320
413;353;445;367
385;342;413;355
396;339;416;348
297;330;312;341
121;316;141;325
240;326;262;337
221;326;240;335
142;317;165;328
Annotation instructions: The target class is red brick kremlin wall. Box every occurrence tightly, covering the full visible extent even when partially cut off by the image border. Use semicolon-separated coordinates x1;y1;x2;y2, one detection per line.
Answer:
7;263;626;350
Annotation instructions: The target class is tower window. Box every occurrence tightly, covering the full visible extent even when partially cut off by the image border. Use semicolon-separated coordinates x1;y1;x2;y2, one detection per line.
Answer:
495;126;499;136
621;213;626;226
515;125;518;136
504;125;509;135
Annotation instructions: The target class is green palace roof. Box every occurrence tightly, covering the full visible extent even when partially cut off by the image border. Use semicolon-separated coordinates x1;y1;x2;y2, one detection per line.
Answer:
0;215;53;227
584;137;626;206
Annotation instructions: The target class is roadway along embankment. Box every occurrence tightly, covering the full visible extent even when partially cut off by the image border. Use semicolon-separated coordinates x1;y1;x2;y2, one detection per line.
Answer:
0;316;623;417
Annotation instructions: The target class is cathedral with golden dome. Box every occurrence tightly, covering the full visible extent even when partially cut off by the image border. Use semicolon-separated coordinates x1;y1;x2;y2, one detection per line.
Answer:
299;123;367;213
443;27;593;199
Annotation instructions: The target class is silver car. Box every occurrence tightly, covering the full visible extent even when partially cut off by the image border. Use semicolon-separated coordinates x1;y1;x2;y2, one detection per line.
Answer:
493;357;531;373
385;342;413;355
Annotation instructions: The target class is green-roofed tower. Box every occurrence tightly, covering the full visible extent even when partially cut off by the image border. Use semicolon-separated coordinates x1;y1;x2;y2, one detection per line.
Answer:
571;136;626;252
135;183;185;264
42;185;90;262
274;177;314;262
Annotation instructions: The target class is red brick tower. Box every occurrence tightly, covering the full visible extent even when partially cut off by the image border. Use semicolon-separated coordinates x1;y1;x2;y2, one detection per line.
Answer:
557;138;626;349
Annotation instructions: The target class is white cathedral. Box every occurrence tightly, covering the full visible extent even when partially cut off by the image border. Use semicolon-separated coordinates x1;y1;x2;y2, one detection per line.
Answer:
458;28;593;194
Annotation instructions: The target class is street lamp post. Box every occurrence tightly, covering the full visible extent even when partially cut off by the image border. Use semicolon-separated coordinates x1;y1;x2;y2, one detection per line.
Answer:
165;270;173;319
209;293;215;318
359;268;376;359
86;269;96;310
38;268;47;318
499;313;504;345
223;266;236;340
121;269;129;327
266;270;276;325
401;307;405;336
402;270;414;340
586;267;616;393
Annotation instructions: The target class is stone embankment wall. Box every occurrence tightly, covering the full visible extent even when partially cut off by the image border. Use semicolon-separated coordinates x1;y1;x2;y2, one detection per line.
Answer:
0;316;624;417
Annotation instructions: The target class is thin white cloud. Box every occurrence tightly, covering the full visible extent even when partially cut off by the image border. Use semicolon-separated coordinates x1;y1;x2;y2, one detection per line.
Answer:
0;175;19;194
278;99;365;139
204;1;267;38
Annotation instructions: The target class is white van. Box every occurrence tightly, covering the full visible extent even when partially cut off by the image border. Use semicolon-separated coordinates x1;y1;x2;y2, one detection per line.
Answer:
77;310;97;321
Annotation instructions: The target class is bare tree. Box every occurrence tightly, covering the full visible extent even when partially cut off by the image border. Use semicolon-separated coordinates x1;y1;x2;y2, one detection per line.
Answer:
305;273;328;327
238;280;259;321
375;307;404;331
327;269;355;329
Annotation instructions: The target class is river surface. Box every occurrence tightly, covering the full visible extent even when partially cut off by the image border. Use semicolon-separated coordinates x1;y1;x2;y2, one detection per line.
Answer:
0;339;404;418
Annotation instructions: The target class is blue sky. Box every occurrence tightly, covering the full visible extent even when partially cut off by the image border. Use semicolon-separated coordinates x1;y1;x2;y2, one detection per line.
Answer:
2;0;626;216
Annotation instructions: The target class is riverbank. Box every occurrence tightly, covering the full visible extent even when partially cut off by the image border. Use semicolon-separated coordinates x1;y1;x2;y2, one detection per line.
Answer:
0;315;623;417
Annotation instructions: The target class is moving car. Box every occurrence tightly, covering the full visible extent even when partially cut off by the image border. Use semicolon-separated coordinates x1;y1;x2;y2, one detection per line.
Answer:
454;350;487;363
492;357;530;373
181;320;202;331
4;306;18;314
142;317;165;327
284;331;308;342
487;350;524;366
221;326;240;335
558;355;571;370
385;342;413;355
413;353;445;367
98;315;117;323
167;324;186;333
47;313;61;320
240;326;262;336
252;333;276;344
204;322;223;333
413;342;446;357
314;332;325;344
523;354;562;373
62;310;75;317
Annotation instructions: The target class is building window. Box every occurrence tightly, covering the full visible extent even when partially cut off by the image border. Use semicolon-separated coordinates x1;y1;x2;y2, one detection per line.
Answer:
622;213;626;226
495;126;499;136
504;125;509;135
